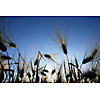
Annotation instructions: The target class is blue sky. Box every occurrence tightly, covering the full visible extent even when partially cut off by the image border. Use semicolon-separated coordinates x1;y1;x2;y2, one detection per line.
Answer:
1;16;100;71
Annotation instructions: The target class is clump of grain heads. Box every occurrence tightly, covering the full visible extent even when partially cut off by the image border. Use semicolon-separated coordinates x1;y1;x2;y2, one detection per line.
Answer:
0;41;7;52
0;22;17;49
82;39;100;64
0;52;12;62
44;53;57;64
51;24;68;56
0;30;7;52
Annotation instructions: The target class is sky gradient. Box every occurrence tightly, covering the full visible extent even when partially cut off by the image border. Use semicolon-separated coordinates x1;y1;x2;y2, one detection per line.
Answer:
1;16;100;71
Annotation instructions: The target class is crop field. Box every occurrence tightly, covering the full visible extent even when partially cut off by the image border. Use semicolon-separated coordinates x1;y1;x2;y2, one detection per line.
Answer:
0;16;100;83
